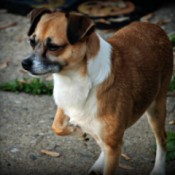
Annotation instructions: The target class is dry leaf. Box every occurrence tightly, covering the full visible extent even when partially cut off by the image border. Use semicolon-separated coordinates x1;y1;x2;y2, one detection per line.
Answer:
19;79;27;84
0;22;17;30
16;35;24;42
19;68;28;74
45;75;53;81
140;13;155;22
95;18;111;24
0;60;9;69
169;120;175;125
121;153;131;160
156;19;172;26
119;163;133;170
41;149;60;157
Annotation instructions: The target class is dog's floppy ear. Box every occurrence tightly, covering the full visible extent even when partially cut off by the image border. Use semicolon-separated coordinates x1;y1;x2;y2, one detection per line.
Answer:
28;8;51;36
66;13;95;45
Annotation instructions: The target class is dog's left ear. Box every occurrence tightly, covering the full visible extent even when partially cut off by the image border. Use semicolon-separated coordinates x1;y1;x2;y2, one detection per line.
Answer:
66;13;95;45
28;8;51;36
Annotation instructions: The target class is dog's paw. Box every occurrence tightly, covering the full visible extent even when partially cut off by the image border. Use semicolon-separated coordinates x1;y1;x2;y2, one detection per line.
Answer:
88;166;103;175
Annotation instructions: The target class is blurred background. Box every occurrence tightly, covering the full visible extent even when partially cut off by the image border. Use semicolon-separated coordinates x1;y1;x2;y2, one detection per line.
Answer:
0;0;174;29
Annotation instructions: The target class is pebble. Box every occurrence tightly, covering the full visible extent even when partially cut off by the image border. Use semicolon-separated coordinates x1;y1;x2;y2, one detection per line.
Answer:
29;154;37;161
10;148;19;153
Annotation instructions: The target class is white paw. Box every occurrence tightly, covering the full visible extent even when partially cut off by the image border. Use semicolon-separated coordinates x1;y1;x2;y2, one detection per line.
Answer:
89;151;104;175
89;163;103;175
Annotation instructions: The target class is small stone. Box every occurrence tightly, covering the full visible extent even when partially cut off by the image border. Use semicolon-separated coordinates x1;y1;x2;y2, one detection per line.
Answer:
7;163;11;167
10;148;19;153
169;120;175;125
29;154;37;161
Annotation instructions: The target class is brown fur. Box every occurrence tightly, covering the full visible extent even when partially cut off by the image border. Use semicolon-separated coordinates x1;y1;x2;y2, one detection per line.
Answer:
52;108;81;136
95;22;173;174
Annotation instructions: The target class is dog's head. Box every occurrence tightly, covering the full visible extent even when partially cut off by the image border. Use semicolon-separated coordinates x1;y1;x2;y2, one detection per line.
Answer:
21;8;95;75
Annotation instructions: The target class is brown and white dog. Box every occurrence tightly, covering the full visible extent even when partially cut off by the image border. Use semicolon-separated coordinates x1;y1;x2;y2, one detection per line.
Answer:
22;8;173;175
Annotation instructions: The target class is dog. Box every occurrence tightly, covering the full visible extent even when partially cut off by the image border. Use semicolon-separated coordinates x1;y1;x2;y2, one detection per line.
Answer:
21;8;173;175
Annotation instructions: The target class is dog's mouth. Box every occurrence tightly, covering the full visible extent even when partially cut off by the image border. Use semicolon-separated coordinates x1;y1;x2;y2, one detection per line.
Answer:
21;54;63;75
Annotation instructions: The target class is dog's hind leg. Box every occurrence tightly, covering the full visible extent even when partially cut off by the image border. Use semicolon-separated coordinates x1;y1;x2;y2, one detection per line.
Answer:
146;91;167;175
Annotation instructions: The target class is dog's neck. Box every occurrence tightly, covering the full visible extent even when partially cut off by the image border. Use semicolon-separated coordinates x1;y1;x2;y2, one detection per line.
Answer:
53;33;112;87
87;33;112;86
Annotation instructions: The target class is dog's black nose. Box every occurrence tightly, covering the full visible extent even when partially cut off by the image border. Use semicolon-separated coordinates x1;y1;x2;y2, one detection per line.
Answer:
21;58;33;70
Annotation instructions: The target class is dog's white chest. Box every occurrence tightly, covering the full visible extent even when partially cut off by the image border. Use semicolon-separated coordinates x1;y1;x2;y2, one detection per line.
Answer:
53;73;100;134
53;72;91;108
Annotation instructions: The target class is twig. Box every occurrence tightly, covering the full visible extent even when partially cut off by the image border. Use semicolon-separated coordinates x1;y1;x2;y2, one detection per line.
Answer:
0;22;17;30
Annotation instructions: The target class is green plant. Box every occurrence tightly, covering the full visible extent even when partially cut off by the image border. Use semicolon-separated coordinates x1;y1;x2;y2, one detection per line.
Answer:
168;75;175;92
0;75;175;95
168;32;175;47
153;131;175;162
166;131;175;162
0;78;53;95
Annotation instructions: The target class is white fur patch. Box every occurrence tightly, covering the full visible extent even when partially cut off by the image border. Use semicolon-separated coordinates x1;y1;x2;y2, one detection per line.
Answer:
150;143;166;175
89;151;104;173
53;71;92;108
87;34;112;86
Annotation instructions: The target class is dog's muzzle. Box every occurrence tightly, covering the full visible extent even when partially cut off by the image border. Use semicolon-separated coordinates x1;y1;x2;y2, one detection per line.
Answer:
21;53;62;75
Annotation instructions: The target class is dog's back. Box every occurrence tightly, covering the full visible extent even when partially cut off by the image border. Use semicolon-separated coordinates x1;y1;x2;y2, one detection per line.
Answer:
102;22;173;127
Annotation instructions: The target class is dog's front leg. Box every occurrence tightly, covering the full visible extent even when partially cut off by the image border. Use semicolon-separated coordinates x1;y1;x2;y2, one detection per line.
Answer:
52;108;78;136
103;146;121;175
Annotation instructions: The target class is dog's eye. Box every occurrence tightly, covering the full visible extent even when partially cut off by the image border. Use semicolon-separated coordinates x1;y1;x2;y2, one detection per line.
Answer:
47;44;65;51
29;38;36;47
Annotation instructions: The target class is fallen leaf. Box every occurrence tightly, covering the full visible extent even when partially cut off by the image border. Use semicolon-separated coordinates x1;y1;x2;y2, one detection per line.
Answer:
0;60;9;69
119;163;133;170
169;120;175;125
121;153;131;160
16;35;24;42
95;18;111;24
0;22;17;30
41;149;60;157
45;75;53;81
140;13;155;22
156;18;172;26
19;68;28;74
19;79;27;84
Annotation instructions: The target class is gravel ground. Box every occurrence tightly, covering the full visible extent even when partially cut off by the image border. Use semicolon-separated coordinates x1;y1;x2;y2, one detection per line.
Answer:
0;2;175;175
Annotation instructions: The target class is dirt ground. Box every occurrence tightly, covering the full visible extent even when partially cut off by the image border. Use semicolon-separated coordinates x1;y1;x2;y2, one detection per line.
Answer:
0;2;175;175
